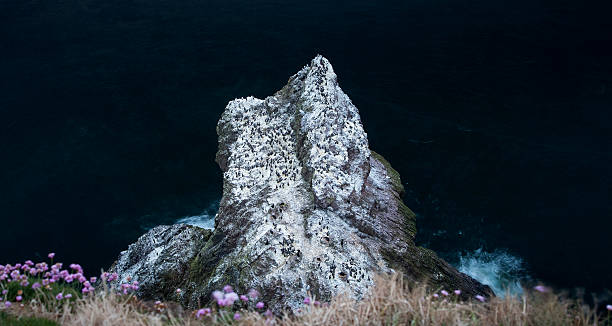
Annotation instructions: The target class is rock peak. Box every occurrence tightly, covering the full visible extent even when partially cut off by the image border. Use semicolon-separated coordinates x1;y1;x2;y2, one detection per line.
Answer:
109;56;492;312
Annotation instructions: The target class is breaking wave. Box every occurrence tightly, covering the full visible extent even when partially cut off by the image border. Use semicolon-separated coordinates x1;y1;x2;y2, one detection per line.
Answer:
175;200;219;230
457;248;528;297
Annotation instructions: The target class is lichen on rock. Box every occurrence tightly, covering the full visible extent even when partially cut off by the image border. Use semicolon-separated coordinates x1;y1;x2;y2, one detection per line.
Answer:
109;55;492;311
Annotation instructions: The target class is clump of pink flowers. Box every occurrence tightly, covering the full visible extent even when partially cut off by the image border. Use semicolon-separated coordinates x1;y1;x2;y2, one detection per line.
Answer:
0;252;141;310
189;284;270;321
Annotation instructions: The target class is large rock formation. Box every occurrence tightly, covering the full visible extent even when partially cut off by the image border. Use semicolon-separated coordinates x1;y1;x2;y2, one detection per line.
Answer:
109;55;492;311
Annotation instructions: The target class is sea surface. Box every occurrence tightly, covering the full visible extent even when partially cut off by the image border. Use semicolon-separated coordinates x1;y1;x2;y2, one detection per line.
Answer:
1;0;611;296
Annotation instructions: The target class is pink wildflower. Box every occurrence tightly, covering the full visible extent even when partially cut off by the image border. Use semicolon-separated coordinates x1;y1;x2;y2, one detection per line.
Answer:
256;301;265;309
433;293;439;298
475;295;486;302
264;309;274;318
248;288;259;299
32;282;41;289
90;277;97;283
15;296;22;302
175;288;182;294
4;302;10;308
48;253;55;259
441;290;449;296
223;285;233;293
233;312;241;320
606;304;612;311
225;292;239;305
454;290;461;295
56;293;63;300
2;290;8;295
212;290;224;301
303;297;311;305
65;294;72;299
240;295;249;302
195;308;210;319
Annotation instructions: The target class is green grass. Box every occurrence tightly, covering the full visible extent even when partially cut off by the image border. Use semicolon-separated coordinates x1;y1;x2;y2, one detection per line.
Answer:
0;311;59;326
2;277;81;312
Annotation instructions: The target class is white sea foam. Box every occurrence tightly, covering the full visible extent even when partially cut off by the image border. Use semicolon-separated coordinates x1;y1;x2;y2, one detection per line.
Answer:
175;214;215;230
457;248;528;297
175;201;218;230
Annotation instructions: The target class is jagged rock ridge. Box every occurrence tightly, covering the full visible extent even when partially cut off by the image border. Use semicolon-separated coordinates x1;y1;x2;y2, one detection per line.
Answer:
110;55;492;311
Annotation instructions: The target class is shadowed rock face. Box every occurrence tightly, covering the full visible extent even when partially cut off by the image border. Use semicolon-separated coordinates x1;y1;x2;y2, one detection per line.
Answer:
109;55;492;311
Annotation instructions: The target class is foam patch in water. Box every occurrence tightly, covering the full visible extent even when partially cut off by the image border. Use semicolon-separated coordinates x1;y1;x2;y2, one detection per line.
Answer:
457;248;528;297
175;201;218;230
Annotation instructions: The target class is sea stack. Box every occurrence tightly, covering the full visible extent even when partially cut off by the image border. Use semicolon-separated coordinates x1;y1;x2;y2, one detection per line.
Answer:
109;55;492;311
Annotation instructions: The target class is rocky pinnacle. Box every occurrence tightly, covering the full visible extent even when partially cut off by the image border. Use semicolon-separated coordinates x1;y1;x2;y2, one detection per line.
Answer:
109;55;492;312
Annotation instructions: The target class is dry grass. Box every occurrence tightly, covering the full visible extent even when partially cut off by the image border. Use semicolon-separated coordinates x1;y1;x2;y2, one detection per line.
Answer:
3;273;606;326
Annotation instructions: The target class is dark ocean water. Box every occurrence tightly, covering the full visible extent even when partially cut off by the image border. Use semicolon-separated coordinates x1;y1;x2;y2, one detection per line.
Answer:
1;0;611;296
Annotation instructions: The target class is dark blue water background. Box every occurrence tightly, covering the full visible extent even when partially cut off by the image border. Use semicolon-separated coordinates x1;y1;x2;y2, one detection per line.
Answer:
1;0;611;295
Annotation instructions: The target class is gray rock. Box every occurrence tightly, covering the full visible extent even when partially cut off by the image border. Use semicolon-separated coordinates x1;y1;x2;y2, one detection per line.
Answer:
109;55;492;311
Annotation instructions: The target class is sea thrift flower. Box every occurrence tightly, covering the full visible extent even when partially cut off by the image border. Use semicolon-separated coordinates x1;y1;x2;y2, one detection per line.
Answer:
534;285;550;293
441;290;449;296
303;297;311;305
248;288;259;299
454;290;461;295
176;288;182;294
433;293;439;298
48;253;55;259
475;295;486;302
225;292;239;305
56;293;63;300
212;291;224;301
240;295;248;302
314;300;321;306
256;301;265;309
223;285;233;293
65;294;72;299
606;304;612;311
195;308;207;319
233;312;241;320
4;302;10;308
15;296;22;302
264;310;274;318
2;290;8;295
90;277;97;283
